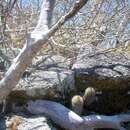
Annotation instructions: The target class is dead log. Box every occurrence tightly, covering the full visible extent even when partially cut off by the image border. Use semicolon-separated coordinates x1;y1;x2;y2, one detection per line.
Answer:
26;100;130;130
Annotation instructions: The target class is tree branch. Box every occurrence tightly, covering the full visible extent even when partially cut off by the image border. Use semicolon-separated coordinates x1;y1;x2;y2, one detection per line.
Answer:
47;0;89;38
0;0;89;100
27;100;130;130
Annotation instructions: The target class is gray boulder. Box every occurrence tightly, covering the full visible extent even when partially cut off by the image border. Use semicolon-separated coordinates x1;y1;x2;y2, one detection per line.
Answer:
9;55;75;101
72;43;130;114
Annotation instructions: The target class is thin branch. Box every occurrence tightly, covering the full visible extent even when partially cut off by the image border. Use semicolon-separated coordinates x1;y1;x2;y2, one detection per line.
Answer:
47;0;89;37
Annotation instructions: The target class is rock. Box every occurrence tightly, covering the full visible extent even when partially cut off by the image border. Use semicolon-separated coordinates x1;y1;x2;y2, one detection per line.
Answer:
32;54;71;70
0;115;57;130
9;55;75;101
72;43;130;90
72;43;130;114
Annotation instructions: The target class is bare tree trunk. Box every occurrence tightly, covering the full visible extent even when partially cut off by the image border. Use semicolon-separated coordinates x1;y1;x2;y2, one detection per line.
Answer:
0;0;89;101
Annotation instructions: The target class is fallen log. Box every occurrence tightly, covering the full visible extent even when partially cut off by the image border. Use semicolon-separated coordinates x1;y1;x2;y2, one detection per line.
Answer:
26;100;130;130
